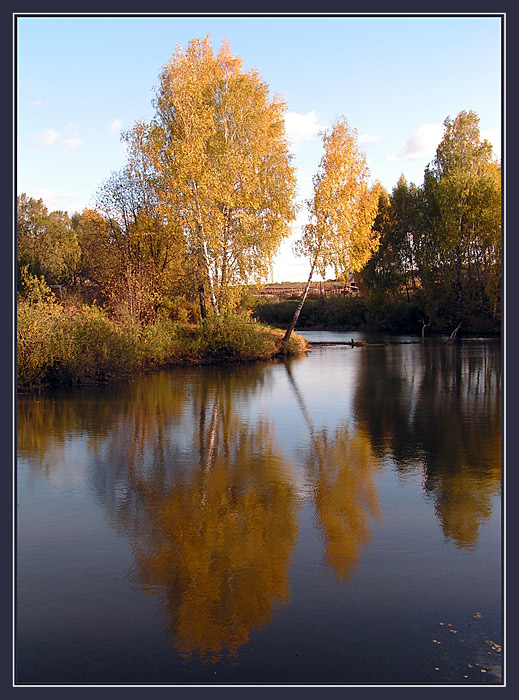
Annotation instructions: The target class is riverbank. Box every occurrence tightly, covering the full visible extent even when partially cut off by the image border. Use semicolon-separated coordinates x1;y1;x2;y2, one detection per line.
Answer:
17;300;307;391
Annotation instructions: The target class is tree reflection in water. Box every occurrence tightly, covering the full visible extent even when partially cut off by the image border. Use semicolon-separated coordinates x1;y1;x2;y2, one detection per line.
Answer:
284;362;381;580
17;340;501;667
92;367;298;663
352;342;501;550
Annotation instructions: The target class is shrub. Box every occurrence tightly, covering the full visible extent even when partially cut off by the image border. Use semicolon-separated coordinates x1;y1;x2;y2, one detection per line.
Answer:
253;296;368;330
195;311;277;360
17;300;142;388
364;297;422;332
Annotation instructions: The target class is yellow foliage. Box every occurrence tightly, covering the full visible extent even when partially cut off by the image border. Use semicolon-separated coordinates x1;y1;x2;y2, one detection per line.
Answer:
297;117;381;279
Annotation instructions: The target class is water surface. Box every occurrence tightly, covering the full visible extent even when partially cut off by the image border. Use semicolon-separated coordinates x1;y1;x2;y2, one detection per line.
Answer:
16;333;502;685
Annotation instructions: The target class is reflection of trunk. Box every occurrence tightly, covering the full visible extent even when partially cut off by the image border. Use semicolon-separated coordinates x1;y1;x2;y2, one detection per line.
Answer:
284;361;380;580
198;398;221;507
205;402;220;472
283;259;316;342
283;361;317;442
283;361;327;485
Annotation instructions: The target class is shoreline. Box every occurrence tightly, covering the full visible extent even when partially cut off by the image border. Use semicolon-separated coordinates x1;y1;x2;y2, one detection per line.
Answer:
17;323;309;393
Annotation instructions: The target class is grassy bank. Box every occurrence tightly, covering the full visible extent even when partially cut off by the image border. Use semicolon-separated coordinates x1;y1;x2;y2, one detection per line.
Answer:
17;299;307;390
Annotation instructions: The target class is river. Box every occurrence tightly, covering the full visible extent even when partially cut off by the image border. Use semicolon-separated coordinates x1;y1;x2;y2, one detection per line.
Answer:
16;332;502;685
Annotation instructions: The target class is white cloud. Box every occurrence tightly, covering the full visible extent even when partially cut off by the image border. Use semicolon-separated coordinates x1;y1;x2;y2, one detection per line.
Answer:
108;118;123;133
358;133;380;146
32;99;44;107
37;128;60;147
389;123;444;162
284;110;324;149
60;136;84;152
36;126;84;152
24;188;85;213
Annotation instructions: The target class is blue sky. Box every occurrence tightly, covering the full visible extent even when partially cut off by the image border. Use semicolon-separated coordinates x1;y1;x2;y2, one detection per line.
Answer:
16;13;502;281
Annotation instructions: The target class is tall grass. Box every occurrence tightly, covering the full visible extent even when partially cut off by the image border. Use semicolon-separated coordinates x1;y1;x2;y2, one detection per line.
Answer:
17;301;305;390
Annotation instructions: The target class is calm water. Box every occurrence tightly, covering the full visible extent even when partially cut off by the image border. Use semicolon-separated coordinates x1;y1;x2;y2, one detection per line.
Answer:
16;332;502;685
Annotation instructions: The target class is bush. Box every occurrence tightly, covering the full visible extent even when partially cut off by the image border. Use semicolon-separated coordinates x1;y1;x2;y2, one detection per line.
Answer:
17;300;142;388
253;296;368;330
195;311;277;360
364;297;423;332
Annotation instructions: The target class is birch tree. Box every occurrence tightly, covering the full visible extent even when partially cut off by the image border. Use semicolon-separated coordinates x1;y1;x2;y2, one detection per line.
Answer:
125;36;297;316
284;117;380;341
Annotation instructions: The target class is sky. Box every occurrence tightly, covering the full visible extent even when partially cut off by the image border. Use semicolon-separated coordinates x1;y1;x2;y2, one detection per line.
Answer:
16;13;503;282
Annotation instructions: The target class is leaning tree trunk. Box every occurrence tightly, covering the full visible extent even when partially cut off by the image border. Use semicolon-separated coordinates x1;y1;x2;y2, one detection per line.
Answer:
420;318;430;342
445;321;462;343
283;260;316;343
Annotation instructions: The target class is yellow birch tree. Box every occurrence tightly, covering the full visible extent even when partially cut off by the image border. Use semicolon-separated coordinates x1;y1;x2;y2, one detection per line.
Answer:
284;117;381;341
125;36;297;316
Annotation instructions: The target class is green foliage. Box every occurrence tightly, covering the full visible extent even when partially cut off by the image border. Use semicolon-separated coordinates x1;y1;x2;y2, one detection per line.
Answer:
17;194;81;288
417;111;501;326
358;110;501;332
254;297;368;330
364;296;423;332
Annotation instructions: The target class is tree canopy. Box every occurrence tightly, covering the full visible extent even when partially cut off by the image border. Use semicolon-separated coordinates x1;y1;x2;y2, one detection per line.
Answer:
16;33;501;337
284;117;381;340
360;110;501;331
123;36;297;315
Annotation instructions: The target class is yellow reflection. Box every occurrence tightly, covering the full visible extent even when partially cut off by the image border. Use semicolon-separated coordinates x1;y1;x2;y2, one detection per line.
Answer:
353;343;502;549
310;427;381;579
18;366;297;662
132;420;297;662
284;361;381;580
431;432;501;550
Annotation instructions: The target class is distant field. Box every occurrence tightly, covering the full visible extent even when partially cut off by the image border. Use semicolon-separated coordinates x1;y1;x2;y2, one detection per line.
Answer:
254;281;359;300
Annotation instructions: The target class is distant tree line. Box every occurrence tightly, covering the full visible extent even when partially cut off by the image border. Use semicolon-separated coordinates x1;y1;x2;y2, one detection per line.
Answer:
359;110;501;332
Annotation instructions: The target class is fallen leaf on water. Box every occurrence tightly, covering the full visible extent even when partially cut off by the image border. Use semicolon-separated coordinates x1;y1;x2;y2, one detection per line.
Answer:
449;629;458;634
485;640;502;652
474;612;482;619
